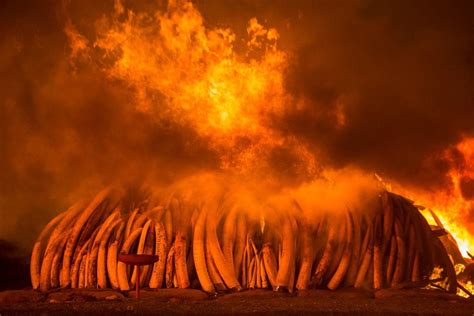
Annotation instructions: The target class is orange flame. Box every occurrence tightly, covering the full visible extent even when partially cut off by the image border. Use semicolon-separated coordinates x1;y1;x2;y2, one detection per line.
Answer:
399;137;474;257
94;3;284;136
81;0;316;178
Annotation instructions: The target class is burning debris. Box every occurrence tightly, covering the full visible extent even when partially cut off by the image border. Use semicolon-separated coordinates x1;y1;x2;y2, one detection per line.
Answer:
30;181;467;296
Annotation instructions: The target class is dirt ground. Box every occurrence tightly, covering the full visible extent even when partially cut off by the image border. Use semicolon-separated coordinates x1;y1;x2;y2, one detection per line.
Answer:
1;288;473;315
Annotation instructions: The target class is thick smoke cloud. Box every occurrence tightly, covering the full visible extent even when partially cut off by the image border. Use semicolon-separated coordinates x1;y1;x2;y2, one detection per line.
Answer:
200;0;474;187
0;0;473;252
280;0;474;189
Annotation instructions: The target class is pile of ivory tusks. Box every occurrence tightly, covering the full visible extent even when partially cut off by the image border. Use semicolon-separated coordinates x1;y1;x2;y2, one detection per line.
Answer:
30;188;457;294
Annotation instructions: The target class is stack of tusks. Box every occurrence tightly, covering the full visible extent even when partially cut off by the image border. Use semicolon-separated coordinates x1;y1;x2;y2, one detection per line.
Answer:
30;188;457;294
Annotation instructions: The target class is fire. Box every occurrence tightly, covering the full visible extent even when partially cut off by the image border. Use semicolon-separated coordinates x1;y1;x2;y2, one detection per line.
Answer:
60;0;473;296
83;0;304;177
377;137;474;297
398;137;474;257
65;0;474;257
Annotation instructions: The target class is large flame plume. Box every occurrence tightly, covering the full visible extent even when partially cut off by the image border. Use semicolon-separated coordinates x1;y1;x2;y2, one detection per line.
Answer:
67;0;317;179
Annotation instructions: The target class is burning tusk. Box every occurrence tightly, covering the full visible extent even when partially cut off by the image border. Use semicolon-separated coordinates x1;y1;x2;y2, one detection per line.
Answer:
61;188;111;288
248;256;256;289
262;243;278;287
174;230;190;288
260;253;268;288
131;219;152;285
39;229;69;292
98;219;122;289
242;238;249;288
87;210;120;287
429;209;445;229
193;207;215;293
328;212;354;290
295;224;316;290
222;207;238;275
345;212;361;286
164;207;174;249
149;221;168;289
206;205;241;291
206;235;226;291
249;239;262;289
117;227;142;291
107;222;125;290
50;231;70;289
124;208;139;238
131;212;150;232
141;222;155;287
405;224;416;283
381;191;394;253
355;223;373;289
373;212;384;290
83;232;97;288
390;219;406;287
274;215;295;291
165;243;175;288
312;219;337;288
386;235;397;284
30;211;66;290
433;237;457;293
327;215;347;280
233;214;248;280
78;254;87;289
70;238;93;289
411;250;421;282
